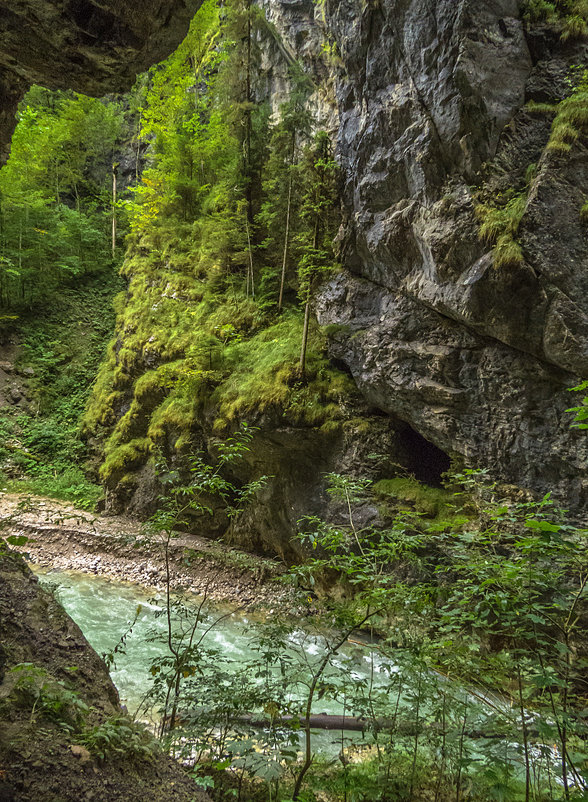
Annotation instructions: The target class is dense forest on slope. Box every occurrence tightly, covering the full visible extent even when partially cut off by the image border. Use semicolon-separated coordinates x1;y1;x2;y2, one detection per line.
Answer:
1;0;588;801
82;0;352;492
0;86;131;506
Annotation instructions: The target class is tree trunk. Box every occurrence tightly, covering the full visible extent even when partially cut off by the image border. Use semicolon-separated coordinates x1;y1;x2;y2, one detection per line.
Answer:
278;130;296;312
189;711;546;741
298;215;320;377
299;292;311;378
245;214;255;298
135;111;142;182
278;174;292;312
245;0;253;226
111;164;117;258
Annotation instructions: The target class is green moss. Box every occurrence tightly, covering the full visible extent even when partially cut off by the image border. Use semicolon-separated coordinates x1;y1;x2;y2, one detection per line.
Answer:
100;437;152;484
525;101;559;116
547;78;588;153
106;398;153;448
321;323;351;338
477;194;526;241
133;369;169;405
561;10;588;38
475;193;527;268
492;236;525;267
522;0;557;22
373;477;456;520
523;73;588;223
342;417;372;436
148;395;198;450
205;297;261;337
83;349;120;436
212;312;354;429
87;221;356;490
118;472;139;489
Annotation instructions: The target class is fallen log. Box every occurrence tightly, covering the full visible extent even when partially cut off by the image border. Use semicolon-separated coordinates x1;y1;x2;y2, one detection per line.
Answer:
229;713;527;741
241;714;369;732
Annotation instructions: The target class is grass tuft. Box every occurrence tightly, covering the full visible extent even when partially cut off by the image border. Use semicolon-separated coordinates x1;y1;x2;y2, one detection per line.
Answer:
475;193;527;268
522;0;588;39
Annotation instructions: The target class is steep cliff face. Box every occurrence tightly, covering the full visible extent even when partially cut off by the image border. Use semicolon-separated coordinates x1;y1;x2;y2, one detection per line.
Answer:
315;0;588;509
0;7;584;514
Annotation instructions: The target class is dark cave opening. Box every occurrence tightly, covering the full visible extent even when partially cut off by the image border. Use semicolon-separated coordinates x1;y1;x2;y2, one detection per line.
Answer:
329;356;353;376
397;425;451;486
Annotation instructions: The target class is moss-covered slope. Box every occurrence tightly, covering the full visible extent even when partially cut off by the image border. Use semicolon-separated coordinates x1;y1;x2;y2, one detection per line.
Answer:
82;224;402;556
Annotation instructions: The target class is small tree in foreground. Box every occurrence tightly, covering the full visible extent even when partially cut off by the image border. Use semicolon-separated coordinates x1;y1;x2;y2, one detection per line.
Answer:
139;423;269;736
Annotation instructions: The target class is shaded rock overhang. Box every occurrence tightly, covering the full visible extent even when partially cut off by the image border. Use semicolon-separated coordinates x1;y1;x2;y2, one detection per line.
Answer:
0;0;203;161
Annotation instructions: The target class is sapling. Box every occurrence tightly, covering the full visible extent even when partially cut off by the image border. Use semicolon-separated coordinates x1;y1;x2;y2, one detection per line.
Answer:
141;423;269;740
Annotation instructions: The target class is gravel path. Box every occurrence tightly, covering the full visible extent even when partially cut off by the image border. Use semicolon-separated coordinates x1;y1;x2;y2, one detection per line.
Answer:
0;493;295;608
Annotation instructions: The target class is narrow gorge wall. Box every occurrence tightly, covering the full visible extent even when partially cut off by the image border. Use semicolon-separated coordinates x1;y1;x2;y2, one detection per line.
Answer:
82;0;588;539
315;0;588;509
3;0;587;539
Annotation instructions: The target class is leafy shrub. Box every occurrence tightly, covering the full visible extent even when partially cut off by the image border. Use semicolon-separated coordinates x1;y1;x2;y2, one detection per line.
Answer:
20;419;74;459
81;715;160;762
10;663;89;729
0;467;102;510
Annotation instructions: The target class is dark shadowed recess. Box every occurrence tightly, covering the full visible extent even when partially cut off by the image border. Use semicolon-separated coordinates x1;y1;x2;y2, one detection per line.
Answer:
397;425;451;486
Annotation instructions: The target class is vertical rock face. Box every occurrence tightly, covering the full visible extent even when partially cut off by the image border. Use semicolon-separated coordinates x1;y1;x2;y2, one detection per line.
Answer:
311;0;588;509
257;0;337;129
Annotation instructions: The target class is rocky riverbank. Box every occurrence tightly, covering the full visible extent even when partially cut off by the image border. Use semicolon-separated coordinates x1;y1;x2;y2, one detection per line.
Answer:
0;493;296;608
0;525;212;802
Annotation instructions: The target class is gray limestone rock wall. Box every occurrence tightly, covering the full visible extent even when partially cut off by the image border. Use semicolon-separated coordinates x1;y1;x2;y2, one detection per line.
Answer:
313;0;588;509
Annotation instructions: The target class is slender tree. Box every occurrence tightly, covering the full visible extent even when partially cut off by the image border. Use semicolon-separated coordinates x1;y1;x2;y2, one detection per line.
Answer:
257;75;312;311
296;131;339;377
